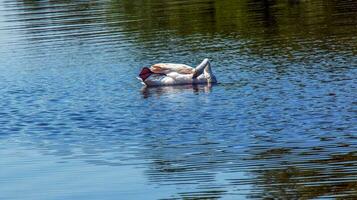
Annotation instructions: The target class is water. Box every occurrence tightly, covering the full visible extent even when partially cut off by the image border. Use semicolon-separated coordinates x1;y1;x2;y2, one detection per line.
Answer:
0;0;356;199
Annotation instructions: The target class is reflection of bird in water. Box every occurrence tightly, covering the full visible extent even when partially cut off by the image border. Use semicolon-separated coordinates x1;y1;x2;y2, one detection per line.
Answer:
141;83;213;98
138;58;217;86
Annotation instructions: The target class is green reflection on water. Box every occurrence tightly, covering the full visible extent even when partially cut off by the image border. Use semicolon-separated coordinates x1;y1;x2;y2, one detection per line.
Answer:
103;0;357;60
107;0;357;39
11;0;357;56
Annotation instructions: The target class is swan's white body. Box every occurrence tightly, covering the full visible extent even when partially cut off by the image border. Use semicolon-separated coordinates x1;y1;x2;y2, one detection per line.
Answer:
139;58;216;86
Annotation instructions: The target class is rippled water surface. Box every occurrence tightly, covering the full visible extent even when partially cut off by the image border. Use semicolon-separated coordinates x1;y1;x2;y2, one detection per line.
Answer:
1;0;356;199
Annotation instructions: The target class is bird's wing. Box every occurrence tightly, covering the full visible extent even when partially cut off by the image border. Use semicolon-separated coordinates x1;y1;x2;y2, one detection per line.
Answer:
150;63;194;75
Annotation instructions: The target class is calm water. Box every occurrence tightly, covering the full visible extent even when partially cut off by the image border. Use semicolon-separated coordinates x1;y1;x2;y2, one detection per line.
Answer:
0;0;356;199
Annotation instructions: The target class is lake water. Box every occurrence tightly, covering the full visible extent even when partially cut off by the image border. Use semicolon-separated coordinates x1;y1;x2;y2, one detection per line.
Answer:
0;0;356;199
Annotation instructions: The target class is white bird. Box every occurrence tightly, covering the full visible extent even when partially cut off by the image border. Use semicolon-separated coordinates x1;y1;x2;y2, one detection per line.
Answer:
138;58;216;86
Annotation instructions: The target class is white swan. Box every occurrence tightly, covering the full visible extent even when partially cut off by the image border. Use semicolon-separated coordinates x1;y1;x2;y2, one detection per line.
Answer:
138;58;216;86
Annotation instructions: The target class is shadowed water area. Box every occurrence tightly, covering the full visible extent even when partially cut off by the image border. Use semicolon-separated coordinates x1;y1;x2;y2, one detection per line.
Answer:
0;0;356;199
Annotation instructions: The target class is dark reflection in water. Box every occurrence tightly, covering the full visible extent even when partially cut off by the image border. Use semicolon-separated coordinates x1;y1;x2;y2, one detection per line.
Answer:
0;0;356;199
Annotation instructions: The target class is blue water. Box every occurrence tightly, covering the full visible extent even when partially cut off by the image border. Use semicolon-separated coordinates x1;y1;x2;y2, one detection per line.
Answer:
0;0;356;199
